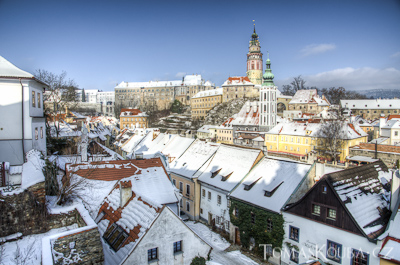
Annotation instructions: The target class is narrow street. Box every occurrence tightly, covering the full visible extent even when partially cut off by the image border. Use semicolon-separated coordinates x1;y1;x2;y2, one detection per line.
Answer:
185;221;259;265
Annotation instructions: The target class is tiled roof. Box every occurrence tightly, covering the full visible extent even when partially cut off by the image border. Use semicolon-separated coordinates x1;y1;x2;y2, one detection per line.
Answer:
326;161;391;239
350;143;400;154
66;158;167;181
222;76;253;86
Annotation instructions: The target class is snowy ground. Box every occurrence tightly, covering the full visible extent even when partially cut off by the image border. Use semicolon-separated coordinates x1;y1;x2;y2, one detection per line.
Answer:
0;224;78;265
185;221;259;265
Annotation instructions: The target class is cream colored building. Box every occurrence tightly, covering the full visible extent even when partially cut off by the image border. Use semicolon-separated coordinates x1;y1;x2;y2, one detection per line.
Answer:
169;140;220;220
221;76;259;103
288;89;330;114
196;125;217;141
341;99;400;120
119;108;148;129
191;88;222;120
115;74;215;111
216;117;234;144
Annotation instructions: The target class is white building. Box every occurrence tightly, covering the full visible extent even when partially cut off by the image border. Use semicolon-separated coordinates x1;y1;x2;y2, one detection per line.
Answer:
197;144;263;232
281;161;392;265
0;55;47;166
259;58;277;132
91;158;211;265
97;91;115;116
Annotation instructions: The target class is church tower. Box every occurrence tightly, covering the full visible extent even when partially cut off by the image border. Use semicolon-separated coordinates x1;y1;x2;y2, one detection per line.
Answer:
259;56;277;132
246;24;263;85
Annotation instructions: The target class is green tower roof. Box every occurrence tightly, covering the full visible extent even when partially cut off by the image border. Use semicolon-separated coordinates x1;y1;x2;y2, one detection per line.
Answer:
262;57;275;86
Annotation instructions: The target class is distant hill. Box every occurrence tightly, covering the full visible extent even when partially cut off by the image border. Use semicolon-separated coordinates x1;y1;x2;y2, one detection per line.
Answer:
356;88;400;99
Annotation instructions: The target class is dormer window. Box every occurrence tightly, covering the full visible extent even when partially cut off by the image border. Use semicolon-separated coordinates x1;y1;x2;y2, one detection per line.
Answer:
103;223;129;251
221;172;233;181
211;169;222;178
244;177;261;191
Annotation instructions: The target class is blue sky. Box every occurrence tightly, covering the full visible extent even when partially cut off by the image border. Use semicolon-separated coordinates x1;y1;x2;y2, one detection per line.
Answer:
1;0;399;92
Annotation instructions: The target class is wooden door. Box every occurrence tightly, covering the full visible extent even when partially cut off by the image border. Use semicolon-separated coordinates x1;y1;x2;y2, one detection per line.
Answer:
235;228;241;245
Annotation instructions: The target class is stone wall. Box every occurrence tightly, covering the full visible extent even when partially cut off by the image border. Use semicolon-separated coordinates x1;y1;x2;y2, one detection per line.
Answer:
0;188;86;238
349;148;399;168
52;228;104;265
27;181;46;204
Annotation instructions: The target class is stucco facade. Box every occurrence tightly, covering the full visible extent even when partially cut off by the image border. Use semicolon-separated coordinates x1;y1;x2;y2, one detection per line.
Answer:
121;207;211;265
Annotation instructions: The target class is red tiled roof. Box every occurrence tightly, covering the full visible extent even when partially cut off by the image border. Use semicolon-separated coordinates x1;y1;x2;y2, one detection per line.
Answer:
66;158;168;181
351;143;400;154
97;189;162;249
120;108;142;116
388;115;400;121
227;76;251;83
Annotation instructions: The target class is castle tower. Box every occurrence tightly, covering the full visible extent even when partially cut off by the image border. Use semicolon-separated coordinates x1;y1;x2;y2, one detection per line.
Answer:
246;24;263;85
259;56;277;132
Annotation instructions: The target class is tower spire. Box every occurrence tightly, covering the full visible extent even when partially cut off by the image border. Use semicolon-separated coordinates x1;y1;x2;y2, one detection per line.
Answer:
246;20;263;85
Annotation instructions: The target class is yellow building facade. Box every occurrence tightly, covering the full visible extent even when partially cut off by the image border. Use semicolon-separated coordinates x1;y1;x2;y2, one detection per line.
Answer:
119;108;148;129
265;122;368;162
191;88;223;120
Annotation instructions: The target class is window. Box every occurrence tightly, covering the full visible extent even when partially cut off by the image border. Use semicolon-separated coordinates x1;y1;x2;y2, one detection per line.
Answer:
32;91;36;107
217;195;221;205
352;249;369;265
172;179;176;186
208;191;211;200
290;249;299;263
251;212;255;224
326;240;342;263
103;223;129;251
148;247;158;261
267;218;273;232
37;93;41;108
202;189;205;197
186;202;190;212
289;226;299;242
216;216;220;224
395;131;398;136
179;182;183;193
40;127;43;139
226;221;230;230
35;128;38;140
234;207;239;217
173;241;182;253
186;184;190;196
322;185;327;194
200;208;203;214
327;208;337;220
312;204;321;216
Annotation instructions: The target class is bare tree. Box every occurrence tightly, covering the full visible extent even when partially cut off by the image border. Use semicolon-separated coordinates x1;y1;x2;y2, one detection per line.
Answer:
35;70;79;138
315;120;346;163
281;75;309;96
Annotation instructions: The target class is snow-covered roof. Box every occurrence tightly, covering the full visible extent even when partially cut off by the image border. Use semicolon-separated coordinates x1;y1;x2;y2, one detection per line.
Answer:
222;76;254;86
98;189;162;265
197;125;216;133
266;121;367;139
198;145;262;192
192;88;223;99
231;101;259;126
21;150;45;190
141;134;177;158
115;74;213;89
341;99;400;110
120;108;148;117
289;89;317;104
327;161;391;238
0;55;34;78
230;157;311;213
160;136;195;162
382;119;400;129
347;156;379;163
379;239;400;263
170;140;220;178
369;137;390;144
121;132;147;153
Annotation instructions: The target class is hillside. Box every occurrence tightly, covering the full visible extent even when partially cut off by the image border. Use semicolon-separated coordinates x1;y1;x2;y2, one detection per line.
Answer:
356;88;400;99
203;97;258;126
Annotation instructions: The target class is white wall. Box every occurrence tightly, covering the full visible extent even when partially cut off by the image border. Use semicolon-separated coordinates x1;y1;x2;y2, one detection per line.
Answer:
0;78;46;165
122;207;211;265
199;185;230;232
281;212;382;265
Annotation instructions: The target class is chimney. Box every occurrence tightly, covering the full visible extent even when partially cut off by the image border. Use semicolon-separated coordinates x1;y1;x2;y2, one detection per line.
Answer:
379;114;386;135
120;181;132;207
390;170;400;212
